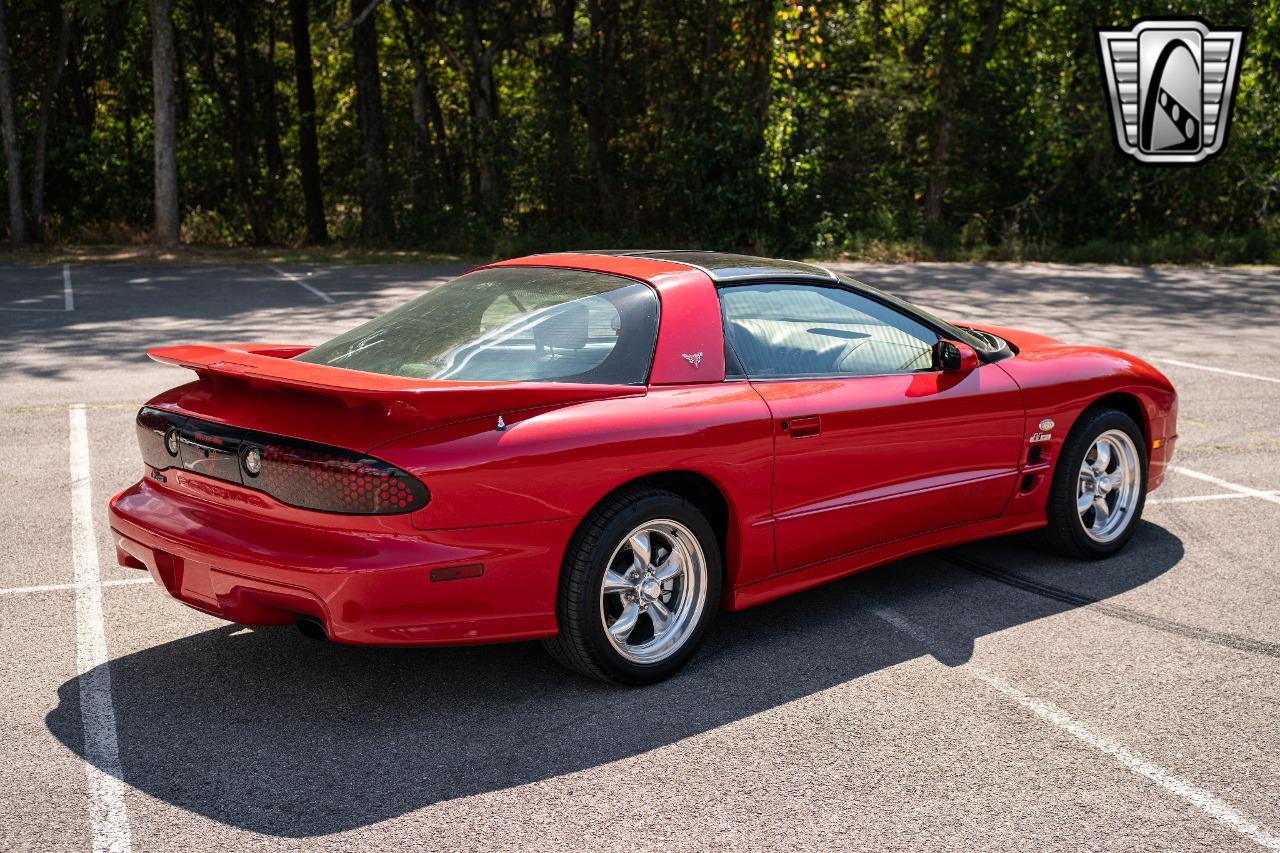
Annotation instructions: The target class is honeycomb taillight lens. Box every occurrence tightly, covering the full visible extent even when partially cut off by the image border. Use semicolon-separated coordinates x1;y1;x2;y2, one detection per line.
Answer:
248;440;428;515
136;406;428;515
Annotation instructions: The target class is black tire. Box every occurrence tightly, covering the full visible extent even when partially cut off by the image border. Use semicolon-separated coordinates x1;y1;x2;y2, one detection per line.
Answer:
542;487;721;685
1039;406;1147;559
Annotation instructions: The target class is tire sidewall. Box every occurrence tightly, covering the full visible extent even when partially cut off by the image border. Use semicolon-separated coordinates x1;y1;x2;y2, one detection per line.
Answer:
572;493;722;684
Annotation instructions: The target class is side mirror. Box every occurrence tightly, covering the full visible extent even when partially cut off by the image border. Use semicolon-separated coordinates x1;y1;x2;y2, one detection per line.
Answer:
936;339;980;372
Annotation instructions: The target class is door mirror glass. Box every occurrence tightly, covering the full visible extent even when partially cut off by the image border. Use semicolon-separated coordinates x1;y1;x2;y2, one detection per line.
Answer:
936;339;979;372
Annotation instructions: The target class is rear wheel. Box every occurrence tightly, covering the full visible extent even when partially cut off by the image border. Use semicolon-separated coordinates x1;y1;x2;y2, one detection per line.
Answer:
543;488;721;684
1041;407;1147;559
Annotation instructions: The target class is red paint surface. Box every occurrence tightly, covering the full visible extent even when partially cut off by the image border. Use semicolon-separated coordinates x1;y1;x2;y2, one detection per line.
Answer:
111;254;1178;644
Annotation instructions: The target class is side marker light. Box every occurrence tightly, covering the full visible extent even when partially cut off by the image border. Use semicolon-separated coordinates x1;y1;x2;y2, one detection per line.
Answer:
430;564;484;583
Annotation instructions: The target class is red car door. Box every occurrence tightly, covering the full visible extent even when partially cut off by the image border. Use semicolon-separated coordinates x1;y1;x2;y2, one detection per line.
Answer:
720;282;1025;574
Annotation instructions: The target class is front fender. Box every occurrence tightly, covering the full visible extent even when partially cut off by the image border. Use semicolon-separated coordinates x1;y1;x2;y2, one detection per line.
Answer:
991;332;1178;493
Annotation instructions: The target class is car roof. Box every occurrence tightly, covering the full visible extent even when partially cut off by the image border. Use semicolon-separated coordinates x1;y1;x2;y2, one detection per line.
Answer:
569;250;838;282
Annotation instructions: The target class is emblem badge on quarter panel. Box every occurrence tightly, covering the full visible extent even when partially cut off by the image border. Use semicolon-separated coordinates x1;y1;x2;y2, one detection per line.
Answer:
682;352;703;367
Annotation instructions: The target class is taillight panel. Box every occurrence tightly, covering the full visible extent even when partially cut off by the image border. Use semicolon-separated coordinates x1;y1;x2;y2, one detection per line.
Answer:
178;419;245;483
136;407;185;470
248;438;428;514
136;407;429;515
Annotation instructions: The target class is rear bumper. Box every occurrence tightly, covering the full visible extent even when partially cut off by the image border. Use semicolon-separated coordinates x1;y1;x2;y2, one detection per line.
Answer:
109;477;570;645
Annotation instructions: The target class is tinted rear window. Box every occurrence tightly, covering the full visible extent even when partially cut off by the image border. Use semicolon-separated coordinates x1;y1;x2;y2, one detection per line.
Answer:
296;267;659;385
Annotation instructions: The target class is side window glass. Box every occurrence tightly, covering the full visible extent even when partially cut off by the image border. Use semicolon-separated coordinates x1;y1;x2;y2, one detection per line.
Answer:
719;284;938;378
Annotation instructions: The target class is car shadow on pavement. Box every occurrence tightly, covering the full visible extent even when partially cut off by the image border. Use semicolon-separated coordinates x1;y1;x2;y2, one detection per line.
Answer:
48;523;1183;838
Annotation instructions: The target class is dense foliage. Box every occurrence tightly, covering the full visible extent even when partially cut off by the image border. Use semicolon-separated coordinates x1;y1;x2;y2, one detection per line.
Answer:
0;0;1276;260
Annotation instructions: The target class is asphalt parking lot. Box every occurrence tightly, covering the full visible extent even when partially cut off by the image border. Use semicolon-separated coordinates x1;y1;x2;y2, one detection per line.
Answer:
2;260;1278;851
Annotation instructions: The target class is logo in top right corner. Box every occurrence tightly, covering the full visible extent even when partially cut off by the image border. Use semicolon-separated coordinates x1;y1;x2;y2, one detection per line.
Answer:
1096;18;1245;165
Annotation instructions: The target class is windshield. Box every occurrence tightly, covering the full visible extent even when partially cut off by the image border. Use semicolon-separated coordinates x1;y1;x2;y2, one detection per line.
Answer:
833;272;1007;354
297;267;660;384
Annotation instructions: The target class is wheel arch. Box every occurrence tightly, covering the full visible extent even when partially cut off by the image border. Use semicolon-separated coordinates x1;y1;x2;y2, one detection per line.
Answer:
1039;390;1153;518
1084;391;1150;447
570;470;736;591
1038;393;1151;559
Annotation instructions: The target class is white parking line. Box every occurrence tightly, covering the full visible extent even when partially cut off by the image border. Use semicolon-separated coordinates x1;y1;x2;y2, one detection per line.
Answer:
872;606;1280;851
1155;358;1280;385
1170;466;1280;506
1148;491;1280;505
63;263;74;311
269;264;334;304
975;670;1280;851
0;577;151;597
69;405;132;853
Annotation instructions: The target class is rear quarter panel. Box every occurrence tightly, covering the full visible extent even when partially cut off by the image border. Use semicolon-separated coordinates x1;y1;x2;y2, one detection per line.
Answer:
374;384;777;589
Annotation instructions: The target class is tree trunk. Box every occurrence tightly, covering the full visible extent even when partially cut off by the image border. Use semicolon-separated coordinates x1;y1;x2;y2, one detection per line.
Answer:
351;1;394;241
67;36;94;130
740;0;774;246
423;65;453;202
124;83;136;192
262;11;285;179
393;2;441;216
461;0;499;217
32;2;74;242
232;3;269;244
584;0;619;224
289;0;327;244
0;0;27;243
924;0;1005;225
150;0;180;247
922;0;955;226
547;0;575;220
922;107;952;224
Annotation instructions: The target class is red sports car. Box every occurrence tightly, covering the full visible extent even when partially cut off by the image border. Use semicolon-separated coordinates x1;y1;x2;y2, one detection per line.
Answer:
110;252;1178;683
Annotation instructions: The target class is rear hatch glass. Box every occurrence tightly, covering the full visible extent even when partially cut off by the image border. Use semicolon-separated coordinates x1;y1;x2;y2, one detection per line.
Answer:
297;267;660;385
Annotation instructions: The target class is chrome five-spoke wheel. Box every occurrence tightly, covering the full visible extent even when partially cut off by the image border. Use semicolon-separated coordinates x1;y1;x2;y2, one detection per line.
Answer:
600;519;709;665
544;486;721;683
1042;406;1148;559
1076;428;1141;543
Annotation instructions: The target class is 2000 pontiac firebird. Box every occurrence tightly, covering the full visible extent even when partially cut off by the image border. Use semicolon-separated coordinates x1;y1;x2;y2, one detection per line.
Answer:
110;252;1178;683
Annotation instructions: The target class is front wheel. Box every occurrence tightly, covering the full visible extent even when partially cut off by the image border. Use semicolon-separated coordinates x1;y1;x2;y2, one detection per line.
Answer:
1040;407;1147;559
543;488;721;684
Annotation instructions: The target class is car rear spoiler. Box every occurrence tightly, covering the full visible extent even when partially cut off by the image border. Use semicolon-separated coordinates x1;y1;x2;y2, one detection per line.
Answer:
146;344;640;442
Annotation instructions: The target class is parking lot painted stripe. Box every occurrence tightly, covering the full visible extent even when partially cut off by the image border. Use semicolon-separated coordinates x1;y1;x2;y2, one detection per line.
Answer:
69;405;133;853
1148;491;1280;505
269;264;335;304
0;577;151;597
1155;358;1280;385
63;263;74;311
873;606;1280;851
974;670;1280;851
1170;466;1280;506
